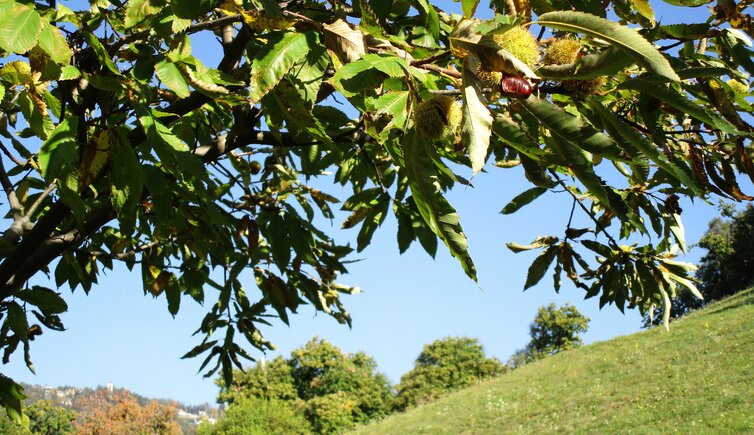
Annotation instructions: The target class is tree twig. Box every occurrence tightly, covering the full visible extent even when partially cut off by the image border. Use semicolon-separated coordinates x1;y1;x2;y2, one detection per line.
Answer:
0;140;27;167
415;63;462;79
410;50;451;66
550;171;619;249
25;183;57;218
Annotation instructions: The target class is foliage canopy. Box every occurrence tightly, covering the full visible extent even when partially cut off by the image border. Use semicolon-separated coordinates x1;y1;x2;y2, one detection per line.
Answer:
215;337;393;434
509;302;589;367
0;0;753;422
646;203;754;325
395;336;505;410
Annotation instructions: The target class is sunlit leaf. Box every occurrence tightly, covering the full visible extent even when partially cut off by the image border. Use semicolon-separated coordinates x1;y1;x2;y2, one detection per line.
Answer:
537;11;679;82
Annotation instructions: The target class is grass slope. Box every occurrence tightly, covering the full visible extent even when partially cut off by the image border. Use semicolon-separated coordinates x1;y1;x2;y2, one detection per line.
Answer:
356;289;754;434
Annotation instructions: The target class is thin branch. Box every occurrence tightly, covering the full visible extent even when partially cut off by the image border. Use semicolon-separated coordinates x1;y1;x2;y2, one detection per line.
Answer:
550;171;619;249
658;40;685;52
0;202;70;288
0;141;27;167
25;183;56;218
410;50;451;66
0;157;25;246
564;197;577;239
415;63;462;79
282;10;323;30
0;158;22;218
664;129;713;135
2;207;116;296
114;14;244;51
358;142;387;194
75;239;162;261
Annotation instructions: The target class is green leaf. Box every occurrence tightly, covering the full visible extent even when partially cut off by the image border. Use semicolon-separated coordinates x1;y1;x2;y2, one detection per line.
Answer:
7;302;28;341
524;246;558;289
462;56;493;175
717;29;754;77
171;0;219;19
580;239;613;257
268;214;291;271
492;114;548;161
0;60;32;85
38;116;78;183
462;0;480;17
667;213;686;253
331;54;408;97
139;110;205;182
265;79;334;147
586;99;703;196
155;60;192;98
620;78;740;134
249;32;317;104
371;90;409;133
0;1;42;54
182;340;218;359
677;67;740;80
659;23;710;40
37;19;72;65
659;0;711;6
404;130;477;281
663;271;703;300
660;285;671;330
536;46;632;80
165;277;181;316
506;236;559;253
501;187;547;214
519;96;617;158
537;11;679;82
629;0;655;23
109;128;144;233
0;374;26;425
15;286;68;315
357;196;390;252
414;0;440;39
82;32;121;76
125;0;164;29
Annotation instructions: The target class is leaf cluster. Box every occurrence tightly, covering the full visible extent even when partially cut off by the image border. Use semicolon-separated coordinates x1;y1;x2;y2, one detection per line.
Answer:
0;0;753;422
214;337;394;434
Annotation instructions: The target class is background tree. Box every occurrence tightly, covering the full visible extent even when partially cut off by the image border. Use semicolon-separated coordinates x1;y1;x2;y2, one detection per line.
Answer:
199;396;309;435
73;390;181;434
216;356;299;404
216;337;393;434
1;0;752;421
509;303;590;368
24;400;77;435
645;204;754;326
0;399;77;434
394;337;505;411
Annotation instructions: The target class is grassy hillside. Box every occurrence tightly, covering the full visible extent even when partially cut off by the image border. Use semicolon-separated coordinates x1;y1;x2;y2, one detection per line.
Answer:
356;289;754;434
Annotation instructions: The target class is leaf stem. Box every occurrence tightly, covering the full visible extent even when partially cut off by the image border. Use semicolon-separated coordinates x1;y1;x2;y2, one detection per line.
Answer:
550;171;619;249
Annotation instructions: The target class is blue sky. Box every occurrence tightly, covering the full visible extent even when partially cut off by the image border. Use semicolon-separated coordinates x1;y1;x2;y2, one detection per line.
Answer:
3;1;747;406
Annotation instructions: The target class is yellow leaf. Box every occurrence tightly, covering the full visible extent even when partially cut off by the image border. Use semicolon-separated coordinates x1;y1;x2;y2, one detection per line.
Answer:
629;0;655;25
149;271;171;296
217;0;242;15
323;19;366;64
79;130;111;186
0;60;33;85
148;265;162;279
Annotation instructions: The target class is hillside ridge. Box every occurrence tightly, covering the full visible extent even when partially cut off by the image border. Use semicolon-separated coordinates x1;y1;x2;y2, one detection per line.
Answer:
355;289;754;433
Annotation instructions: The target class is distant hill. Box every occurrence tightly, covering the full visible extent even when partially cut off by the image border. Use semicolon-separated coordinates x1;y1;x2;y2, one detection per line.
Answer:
19;383;220;434
355;289;754;433
20;383;217;414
